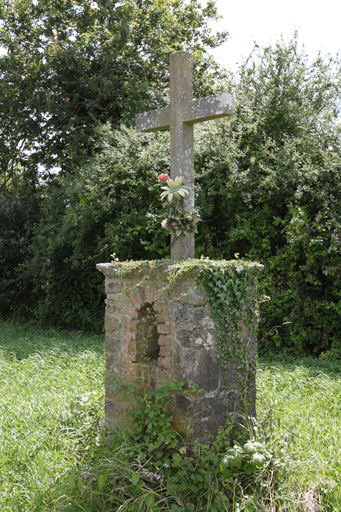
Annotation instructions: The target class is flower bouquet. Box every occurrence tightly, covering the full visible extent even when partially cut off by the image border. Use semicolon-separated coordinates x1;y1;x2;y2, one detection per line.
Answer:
158;174;200;241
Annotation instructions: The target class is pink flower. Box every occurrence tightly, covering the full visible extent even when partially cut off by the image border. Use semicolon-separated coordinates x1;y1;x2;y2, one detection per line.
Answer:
158;173;169;182
161;219;167;229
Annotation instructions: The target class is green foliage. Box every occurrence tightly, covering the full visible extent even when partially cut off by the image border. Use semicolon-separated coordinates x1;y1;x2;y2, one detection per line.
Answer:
163;203;201;238
0;0;227;186
193;38;341;355
0;0;227;329
24;127;172;330
2;31;341;355
119;380;187;453
221;440;275;479
0;191;40;318
56;353;341;511
257;354;341;509
0;320;104;511
62;374;280;511
33;36;341;351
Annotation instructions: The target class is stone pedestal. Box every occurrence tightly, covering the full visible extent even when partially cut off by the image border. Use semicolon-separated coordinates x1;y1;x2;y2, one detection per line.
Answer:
97;260;262;445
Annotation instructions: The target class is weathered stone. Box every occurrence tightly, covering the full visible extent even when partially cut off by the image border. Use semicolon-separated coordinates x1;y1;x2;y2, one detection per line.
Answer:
105;340;123;376
105;278;123;295
172;304;214;348
171;279;206;306
135;51;234;259
104;312;122;334
104;293;125;329
188;392;228;444
97;261;261;444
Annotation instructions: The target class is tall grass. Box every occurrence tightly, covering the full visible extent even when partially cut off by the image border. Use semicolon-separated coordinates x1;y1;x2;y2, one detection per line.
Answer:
0;321;104;511
257;356;341;510
0;320;340;511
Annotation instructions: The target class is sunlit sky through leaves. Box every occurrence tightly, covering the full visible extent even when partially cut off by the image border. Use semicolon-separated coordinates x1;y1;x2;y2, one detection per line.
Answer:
207;0;341;71
1;0;340;70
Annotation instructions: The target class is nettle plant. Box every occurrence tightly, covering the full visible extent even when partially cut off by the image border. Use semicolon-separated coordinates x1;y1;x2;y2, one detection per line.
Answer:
158;174;201;242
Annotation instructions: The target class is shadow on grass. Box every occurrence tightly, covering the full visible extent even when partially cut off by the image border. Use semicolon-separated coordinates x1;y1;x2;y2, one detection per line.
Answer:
0;319;104;360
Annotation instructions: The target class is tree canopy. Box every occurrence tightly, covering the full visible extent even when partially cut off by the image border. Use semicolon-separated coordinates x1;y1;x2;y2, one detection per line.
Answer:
0;0;227;189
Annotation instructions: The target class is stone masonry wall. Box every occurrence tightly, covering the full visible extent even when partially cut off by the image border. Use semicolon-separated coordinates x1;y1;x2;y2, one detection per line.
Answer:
97;261;259;445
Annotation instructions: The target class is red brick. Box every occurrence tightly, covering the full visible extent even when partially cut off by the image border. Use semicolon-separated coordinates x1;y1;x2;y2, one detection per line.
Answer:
124;331;142;341
157;324;171;334
158;357;171;369
130;295;141;310
126;307;143;319
124;361;136;372
158;335;171;346
125;317;138;330
123;351;137;362
123;340;129;351
159;346;171;358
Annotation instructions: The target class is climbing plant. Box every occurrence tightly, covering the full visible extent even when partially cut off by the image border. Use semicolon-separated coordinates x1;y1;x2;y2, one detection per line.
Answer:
171;257;263;415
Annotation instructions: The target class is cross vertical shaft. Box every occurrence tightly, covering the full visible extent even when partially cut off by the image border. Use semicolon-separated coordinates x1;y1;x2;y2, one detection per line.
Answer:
169;51;195;258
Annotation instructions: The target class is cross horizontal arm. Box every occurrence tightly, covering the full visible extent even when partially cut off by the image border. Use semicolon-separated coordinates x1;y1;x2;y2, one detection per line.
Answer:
135;107;170;133
183;93;234;125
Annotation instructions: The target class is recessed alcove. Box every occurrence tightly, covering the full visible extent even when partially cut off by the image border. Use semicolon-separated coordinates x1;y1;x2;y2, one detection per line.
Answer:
138;302;160;362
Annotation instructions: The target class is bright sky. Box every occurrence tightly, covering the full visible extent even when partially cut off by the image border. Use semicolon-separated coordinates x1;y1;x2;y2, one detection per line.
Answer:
207;0;341;71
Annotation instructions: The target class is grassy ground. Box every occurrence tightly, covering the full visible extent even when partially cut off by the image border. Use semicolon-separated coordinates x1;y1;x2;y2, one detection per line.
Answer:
258;356;341;512
0;321;105;511
0;320;340;511
257;356;341;510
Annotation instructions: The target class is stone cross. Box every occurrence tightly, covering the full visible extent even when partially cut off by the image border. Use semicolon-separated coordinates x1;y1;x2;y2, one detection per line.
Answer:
136;50;234;259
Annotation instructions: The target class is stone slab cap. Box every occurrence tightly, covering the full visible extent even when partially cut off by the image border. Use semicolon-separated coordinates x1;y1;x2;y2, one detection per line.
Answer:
96;263;119;278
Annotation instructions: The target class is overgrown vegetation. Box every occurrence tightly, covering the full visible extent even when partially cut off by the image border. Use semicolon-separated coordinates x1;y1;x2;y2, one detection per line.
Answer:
0;321;340;511
1;1;341;357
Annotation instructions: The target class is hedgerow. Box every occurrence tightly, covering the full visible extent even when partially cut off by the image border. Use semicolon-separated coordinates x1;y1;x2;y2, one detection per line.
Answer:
2;38;341;355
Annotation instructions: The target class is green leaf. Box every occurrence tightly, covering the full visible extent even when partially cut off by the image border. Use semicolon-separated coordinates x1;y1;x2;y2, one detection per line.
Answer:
67;476;76;490
144;493;155;507
131;472;140;485
243;442;256;453
253;453;266;466
98;474;107;491
169;186;182;193
172;453;182;464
